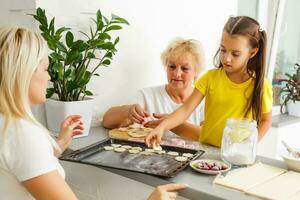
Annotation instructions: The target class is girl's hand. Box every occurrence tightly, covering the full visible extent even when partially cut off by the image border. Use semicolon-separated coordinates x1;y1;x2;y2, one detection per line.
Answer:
57;115;84;152
147;183;187;200
144;113;167;128
145;127;164;148
128;104;149;124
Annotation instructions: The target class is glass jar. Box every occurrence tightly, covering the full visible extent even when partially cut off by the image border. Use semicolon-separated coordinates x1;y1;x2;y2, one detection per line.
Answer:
221;118;258;166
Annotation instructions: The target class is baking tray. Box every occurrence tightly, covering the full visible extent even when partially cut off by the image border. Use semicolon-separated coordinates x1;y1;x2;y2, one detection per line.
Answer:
60;138;204;177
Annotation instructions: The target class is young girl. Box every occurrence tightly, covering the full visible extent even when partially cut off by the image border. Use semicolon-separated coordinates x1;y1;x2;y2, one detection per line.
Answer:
0;27;186;200
146;16;273;148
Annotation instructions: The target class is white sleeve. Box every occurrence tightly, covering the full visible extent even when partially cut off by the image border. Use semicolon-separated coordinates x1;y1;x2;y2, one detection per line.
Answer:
131;90;147;110
8;126;58;182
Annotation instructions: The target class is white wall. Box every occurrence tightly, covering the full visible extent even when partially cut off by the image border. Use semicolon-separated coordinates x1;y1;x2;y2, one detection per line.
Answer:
0;0;36;29
1;0;237;125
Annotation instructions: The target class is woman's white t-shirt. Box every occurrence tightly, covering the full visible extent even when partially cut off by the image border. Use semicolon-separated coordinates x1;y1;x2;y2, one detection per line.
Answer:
135;85;204;124
0;116;65;200
134;85;204;138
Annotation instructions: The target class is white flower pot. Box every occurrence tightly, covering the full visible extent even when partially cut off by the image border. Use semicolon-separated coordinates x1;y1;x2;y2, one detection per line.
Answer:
287;101;300;117
45;98;94;138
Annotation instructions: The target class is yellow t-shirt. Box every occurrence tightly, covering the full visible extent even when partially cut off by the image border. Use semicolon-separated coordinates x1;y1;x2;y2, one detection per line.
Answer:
194;68;273;147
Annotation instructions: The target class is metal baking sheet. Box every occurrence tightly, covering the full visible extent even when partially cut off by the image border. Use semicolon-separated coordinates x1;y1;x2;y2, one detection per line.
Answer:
60;138;205;177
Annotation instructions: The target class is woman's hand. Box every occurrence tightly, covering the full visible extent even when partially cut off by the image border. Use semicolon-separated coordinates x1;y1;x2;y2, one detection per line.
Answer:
56;115;84;152
144;113;167;128
128;104;149;124
145;126;164;148
147;183;187;200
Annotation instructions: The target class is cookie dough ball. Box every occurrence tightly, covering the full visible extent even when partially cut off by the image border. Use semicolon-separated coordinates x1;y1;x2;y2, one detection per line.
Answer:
114;147;126;153
175;156;188;162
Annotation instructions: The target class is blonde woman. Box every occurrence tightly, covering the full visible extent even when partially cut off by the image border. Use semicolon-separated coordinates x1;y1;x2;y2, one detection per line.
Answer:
0;27;186;200
103;38;205;140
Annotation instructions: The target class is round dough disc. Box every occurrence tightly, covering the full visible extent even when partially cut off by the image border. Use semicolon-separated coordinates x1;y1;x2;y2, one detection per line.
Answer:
128;149;140;154
128;130;148;138
121;145;132;150
132;147;143;151
182;153;194;158
175;156;188;162
111;144;121;148
114;147;126;153
103;146;114;151
167;151;179;156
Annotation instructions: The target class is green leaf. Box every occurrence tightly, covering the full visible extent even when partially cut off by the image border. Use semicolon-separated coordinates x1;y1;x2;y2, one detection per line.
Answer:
55;27;71;36
94;73;100;76
57;42;68;53
71;40;84;50
46;88;55;98
50;52;64;61
105;52;113;59
104;25;122;32
84;90;93;96
87;52;96;59
114;37;120;45
52;62;63;80
64;68;72;78
100;42;114;50
49;18;55;35
96;10;102;23
66;31;74;48
102;59;111;65
66;50;80;65
98;32;111;40
111;14;130;25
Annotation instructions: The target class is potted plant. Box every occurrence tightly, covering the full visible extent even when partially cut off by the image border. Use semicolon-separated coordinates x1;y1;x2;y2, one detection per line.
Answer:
280;63;300;117
31;8;129;136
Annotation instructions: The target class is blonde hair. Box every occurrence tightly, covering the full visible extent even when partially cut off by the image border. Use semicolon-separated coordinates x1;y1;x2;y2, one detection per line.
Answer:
161;38;205;77
0;26;48;130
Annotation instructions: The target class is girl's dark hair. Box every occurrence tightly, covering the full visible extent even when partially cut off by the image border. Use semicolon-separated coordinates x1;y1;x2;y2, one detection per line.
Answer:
214;16;267;124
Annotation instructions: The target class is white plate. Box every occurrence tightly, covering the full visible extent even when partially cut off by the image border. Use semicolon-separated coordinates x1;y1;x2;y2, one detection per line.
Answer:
190;159;231;175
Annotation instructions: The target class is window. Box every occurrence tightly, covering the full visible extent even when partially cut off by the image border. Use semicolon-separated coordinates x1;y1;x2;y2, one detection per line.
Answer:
271;0;300;105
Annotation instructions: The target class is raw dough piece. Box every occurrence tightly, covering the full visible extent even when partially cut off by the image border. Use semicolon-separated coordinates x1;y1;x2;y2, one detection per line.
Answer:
145;148;155;153
140;151;153;156
128;130;148;138
121;145;132;150
156;150;166;155
111;144;121;148
103;146;114;151
118;127;129;132
114;147;126;153
128;149;140;154
132;147;143;151
129;123;144;129
175;156;188;162
182;153;194;158
167;151;179;156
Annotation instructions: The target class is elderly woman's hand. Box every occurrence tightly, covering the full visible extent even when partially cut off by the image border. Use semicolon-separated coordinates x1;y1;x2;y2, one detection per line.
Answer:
144;113;168;128
147;183;187;200
128;104;149;124
57;115;84;152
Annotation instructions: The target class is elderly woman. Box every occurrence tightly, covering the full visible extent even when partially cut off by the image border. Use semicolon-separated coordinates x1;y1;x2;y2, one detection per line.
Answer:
102;38;205;140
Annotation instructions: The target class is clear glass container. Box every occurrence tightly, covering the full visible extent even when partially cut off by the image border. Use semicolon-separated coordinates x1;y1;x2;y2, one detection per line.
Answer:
221;118;258;166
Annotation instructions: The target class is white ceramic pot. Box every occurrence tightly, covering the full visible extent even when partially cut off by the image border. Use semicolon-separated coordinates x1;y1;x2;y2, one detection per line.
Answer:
45;98;94;138
287;101;300;117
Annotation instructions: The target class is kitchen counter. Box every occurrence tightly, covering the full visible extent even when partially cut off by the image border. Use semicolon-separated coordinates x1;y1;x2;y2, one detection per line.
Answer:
62;126;287;200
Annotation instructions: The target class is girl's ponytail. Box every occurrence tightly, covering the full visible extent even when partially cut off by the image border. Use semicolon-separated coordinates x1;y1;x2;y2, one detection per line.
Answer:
247;29;267;124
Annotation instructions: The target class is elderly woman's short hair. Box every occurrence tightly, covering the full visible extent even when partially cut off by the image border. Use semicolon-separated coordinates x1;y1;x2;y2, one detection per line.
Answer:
161;38;205;76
